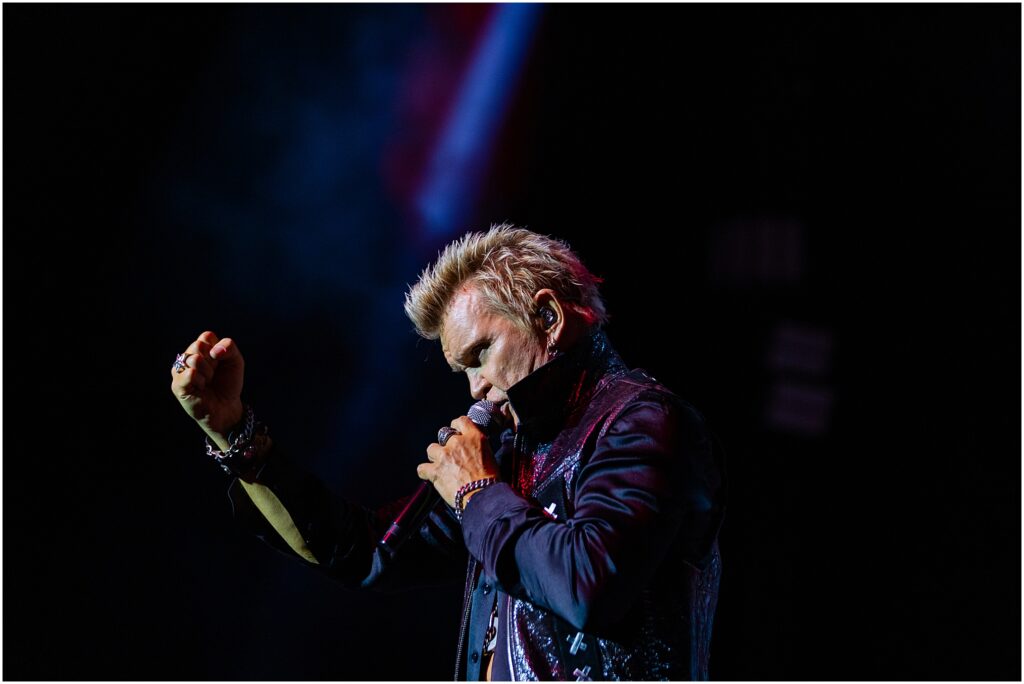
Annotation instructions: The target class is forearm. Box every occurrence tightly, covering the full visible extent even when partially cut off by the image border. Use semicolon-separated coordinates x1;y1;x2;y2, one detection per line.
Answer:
462;482;683;631
237;480;320;564
227;442;467;590
226;445;374;582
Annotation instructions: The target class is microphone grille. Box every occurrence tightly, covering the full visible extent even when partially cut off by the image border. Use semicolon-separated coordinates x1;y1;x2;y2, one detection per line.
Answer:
467;400;502;430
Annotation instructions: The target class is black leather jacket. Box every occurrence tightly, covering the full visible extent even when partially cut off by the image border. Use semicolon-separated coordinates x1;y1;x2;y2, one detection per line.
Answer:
226;330;726;680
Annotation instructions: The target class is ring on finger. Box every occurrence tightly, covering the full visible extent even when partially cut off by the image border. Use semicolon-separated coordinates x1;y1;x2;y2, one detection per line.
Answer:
437;426;461;446
173;352;195;374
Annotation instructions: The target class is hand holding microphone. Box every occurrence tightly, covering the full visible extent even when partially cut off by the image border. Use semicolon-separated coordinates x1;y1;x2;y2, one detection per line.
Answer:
419;401;503;507
379;400;505;556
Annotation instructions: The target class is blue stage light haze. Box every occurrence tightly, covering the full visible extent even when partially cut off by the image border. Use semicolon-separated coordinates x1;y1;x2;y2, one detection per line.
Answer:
416;4;542;238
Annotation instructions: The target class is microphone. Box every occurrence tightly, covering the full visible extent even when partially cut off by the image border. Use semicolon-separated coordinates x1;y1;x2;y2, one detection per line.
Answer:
377;400;505;557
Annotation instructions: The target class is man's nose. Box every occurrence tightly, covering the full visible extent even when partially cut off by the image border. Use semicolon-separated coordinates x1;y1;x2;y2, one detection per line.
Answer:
469;373;491;401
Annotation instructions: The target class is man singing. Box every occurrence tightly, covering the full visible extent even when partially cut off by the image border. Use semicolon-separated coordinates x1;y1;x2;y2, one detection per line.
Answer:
170;224;726;680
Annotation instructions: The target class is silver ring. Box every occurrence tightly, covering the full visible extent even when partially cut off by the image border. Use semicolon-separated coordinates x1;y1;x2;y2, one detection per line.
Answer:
173;352;193;374
437;426;461;446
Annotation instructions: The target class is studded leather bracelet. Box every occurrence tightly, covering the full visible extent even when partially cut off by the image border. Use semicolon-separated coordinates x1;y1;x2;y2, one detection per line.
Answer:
454;477;497;521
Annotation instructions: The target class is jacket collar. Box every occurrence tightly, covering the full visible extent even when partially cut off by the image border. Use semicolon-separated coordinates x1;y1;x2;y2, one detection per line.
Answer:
505;328;628;440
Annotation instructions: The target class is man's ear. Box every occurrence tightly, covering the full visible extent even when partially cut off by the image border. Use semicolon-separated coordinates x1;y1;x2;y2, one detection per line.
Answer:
533;288;565;340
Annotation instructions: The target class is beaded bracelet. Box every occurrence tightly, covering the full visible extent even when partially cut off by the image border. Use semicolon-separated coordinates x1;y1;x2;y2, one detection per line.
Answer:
454;477;497;521
204;404;272;482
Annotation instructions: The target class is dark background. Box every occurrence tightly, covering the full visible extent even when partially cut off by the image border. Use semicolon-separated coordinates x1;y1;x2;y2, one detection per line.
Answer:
4;4;1020;680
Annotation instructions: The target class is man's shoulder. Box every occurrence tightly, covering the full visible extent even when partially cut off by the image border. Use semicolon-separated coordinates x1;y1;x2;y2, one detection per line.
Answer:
597;368;707;431
599;368;685;408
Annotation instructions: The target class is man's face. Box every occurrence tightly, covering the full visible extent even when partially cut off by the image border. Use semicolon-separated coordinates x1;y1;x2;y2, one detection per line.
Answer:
440;284;548;426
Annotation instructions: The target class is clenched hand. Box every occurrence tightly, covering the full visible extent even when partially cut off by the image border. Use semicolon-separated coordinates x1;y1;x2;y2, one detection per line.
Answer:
170;330;245;450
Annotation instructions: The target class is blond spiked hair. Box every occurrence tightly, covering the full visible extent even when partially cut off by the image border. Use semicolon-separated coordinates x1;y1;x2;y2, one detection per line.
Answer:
404;224;608;340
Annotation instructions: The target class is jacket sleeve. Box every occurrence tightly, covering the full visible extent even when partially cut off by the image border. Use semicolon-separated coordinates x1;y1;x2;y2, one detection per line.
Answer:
227;442;467;592
459;392;723;631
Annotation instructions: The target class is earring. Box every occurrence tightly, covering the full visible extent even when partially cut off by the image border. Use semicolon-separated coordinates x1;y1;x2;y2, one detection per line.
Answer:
547;339;561;359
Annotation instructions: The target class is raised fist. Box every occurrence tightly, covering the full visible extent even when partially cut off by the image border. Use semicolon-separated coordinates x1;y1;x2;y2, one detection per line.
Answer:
170;330;245;449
